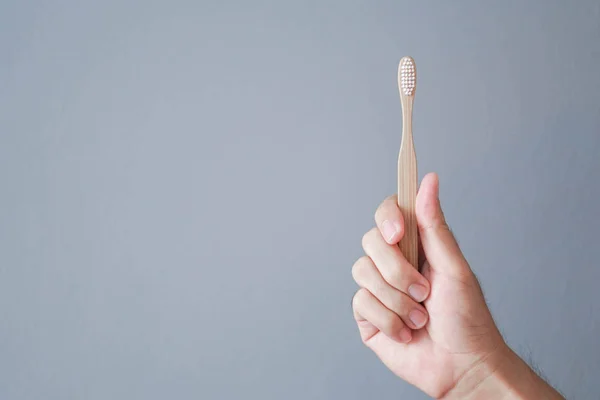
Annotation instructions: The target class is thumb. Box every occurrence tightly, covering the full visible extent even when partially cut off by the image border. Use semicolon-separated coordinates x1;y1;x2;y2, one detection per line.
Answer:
416;173;470;277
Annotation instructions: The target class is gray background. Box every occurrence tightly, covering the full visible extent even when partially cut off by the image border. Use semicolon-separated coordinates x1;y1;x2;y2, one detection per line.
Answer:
1;1;599;399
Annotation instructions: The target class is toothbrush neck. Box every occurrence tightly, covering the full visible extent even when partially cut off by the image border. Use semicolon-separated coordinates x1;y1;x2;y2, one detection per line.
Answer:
402;98;414;140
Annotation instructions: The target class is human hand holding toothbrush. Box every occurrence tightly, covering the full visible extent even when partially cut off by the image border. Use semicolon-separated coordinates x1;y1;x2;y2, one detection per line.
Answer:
351;173;564;399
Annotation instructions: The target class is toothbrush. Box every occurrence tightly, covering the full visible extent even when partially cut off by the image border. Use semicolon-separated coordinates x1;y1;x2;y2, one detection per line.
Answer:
397;56;418;269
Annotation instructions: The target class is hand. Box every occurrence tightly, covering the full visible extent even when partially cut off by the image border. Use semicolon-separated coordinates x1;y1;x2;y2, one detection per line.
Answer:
351;173;564;399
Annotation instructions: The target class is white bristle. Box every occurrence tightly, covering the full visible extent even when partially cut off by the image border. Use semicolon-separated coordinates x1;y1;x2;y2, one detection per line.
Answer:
400;57;416;96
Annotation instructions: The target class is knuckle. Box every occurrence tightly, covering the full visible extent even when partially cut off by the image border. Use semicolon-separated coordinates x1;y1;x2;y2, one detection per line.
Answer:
351;256;372;282
361;227;379;252
422;216;450;233
352;288;369;309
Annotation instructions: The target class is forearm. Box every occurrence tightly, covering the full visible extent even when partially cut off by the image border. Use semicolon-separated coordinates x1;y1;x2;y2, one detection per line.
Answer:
443;346;564;400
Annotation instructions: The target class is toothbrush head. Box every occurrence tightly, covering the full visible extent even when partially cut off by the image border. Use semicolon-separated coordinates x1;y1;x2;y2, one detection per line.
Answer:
399;57;416;96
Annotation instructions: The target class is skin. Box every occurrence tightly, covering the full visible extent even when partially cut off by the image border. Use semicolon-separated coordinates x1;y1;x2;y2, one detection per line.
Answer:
351;172;564;400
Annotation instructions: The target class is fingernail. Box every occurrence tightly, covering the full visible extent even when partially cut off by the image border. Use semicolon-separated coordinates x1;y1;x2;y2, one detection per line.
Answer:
408;284;428;302
409;309;427;328
398;328;412;343
382;220;398;243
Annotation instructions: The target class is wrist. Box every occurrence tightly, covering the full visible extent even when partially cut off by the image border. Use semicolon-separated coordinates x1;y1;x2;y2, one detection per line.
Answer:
440;343;515;400
441;344;564;400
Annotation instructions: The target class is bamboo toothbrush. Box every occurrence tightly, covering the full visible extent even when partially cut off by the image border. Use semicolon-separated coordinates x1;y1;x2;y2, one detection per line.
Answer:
397;56;418;269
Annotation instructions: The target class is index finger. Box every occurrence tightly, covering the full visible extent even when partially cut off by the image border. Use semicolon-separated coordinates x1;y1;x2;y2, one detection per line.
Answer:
374;195;405;245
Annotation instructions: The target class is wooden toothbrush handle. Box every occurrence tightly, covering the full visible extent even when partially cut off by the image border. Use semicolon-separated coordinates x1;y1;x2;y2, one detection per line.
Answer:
397;56;418;269
398;139;419;269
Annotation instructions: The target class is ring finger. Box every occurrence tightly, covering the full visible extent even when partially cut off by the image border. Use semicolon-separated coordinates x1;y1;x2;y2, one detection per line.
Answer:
352;256;429;330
